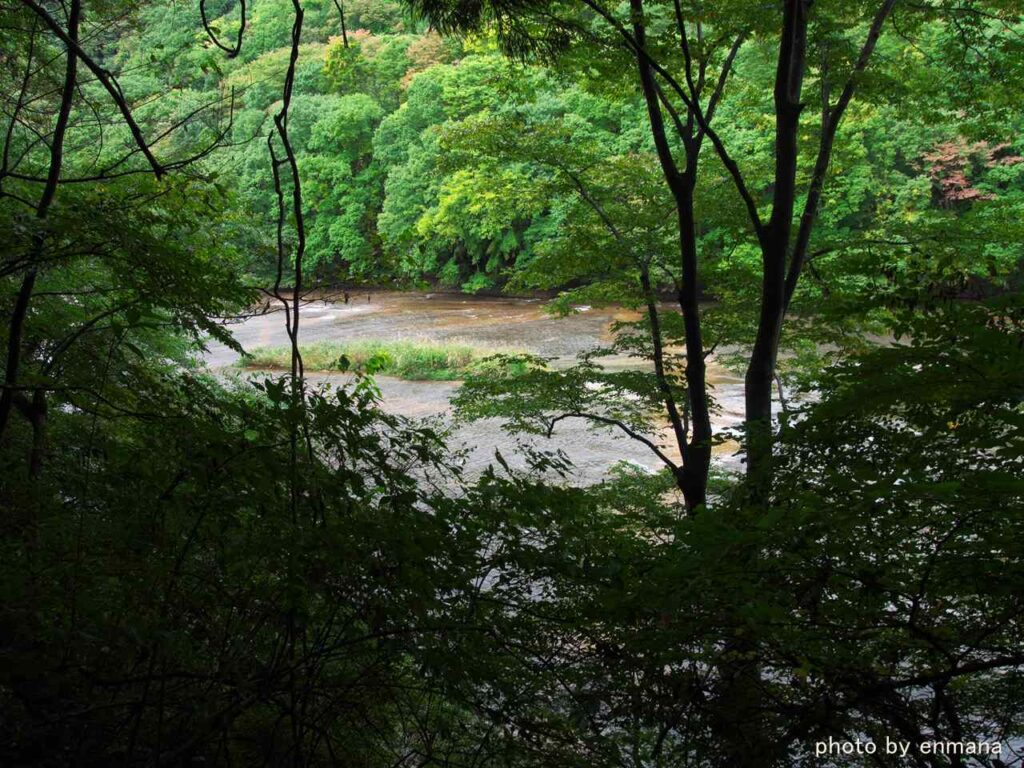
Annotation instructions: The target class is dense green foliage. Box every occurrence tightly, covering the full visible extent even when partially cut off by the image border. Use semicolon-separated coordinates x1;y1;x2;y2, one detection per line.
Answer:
99;0;666;290
2;0;1023;765
103;0;1024;308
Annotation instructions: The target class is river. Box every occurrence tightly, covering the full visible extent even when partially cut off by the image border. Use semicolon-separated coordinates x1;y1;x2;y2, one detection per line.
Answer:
203;292;747;484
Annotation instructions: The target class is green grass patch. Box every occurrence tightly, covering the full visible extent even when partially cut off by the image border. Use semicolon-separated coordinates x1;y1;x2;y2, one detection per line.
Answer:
236;339;530;381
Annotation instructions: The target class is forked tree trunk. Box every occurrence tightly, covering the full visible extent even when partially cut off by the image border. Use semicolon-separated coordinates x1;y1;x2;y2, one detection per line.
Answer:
745;0;809;495
630;0;711;512
725;5;811;766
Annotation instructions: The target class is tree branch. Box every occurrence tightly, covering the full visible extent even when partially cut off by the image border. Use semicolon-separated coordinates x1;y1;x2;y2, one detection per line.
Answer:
783;0;898;312
19;0;164;178
200;0;246;58
546;411;678;473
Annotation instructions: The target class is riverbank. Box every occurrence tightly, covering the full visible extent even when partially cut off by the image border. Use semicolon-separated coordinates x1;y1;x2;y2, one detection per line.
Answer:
203;292;747;482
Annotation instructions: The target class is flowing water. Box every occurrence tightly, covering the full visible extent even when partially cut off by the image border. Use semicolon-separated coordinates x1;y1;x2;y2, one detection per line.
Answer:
203;292;747;484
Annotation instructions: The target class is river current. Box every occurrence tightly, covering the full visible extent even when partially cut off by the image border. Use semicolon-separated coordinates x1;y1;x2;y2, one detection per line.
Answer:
203;292;746;484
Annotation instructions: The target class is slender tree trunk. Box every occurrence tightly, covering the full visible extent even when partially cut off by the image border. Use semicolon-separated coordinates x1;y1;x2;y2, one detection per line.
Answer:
744;246;786;491
721;6;811;766
28;387;46;477
0;0;79;455
332;0;348;46
639;269;691;488
744;0;809;492
630;0;711;511
0;269;38;441
675;179;711;510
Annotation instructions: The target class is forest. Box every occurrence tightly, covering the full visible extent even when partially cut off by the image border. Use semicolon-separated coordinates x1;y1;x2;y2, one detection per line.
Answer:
1;0;1023;765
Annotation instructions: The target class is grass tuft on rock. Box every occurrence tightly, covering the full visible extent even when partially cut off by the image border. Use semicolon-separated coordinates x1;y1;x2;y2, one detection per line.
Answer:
236;339;530;380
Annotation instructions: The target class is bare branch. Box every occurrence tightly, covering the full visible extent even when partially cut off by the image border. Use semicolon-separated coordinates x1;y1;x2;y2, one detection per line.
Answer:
200;0;246;58
546;411;678;472
19;0;165;177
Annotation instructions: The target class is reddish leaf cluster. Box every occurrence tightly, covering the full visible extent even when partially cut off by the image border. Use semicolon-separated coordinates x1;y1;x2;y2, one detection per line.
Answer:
402;32;450;88
923;139;1023;206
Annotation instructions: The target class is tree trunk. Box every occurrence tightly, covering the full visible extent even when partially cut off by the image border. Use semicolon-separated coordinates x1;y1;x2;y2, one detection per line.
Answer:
675;181;711;511
28;388;46;477
0;268;38;441
630;0;712;511
725;5;811;766
744;0;809;492
0;0;80;459
332;0;348;46
744;238;786;492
